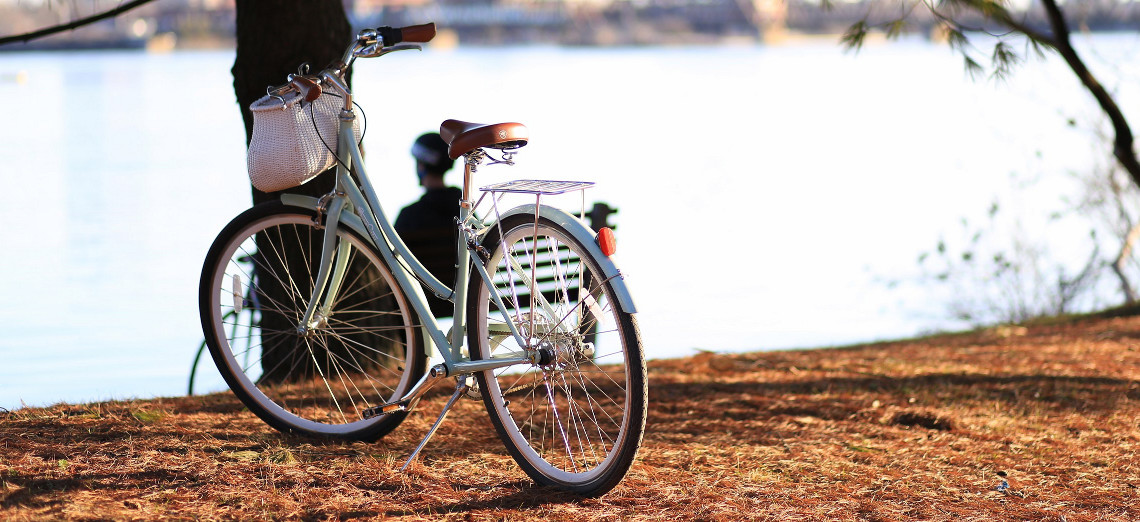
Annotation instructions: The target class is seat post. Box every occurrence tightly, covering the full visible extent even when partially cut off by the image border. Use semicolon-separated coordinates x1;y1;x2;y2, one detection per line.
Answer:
460;150;483;208
462;160;473;206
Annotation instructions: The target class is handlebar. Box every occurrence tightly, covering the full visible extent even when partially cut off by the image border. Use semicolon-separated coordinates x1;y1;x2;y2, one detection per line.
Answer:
263;23;438;109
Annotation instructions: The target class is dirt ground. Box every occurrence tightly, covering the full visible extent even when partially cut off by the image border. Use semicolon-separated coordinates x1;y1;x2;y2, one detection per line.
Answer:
2;313;1139;520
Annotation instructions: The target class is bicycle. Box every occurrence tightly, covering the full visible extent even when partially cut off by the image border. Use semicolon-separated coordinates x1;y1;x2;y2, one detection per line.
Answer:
198;23;646;496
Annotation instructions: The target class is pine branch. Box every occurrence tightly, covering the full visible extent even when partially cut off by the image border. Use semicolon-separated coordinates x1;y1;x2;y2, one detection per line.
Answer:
977;3;1057;49
0;0;159;47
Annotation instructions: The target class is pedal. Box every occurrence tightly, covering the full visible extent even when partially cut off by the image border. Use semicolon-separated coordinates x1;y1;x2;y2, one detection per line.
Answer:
361;364;449;420
360;400;408;419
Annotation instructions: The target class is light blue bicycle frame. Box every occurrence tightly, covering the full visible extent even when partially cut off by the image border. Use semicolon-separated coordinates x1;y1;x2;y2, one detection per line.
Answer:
283;93;537;388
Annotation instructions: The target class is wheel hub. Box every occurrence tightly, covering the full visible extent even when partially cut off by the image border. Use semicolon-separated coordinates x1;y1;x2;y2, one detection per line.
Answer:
297;313;330;338
535;343;556;366
534;336;594;369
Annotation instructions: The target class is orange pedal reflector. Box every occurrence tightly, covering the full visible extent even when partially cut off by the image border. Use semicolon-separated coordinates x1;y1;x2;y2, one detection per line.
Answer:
596;227;617;257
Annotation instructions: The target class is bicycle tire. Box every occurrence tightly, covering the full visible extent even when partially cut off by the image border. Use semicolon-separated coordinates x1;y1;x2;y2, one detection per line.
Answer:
467;213;647;495
199;201;426;441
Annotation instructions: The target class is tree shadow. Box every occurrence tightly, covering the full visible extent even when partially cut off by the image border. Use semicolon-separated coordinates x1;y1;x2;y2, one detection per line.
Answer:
4;368;1137;513
648;371;1140;445
1;470;204;510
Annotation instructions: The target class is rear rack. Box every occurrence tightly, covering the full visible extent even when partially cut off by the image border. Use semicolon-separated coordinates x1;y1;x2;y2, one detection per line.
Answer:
480;179;594;196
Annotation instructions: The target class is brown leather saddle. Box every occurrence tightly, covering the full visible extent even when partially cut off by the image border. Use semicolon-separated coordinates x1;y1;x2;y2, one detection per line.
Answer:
439;119;529;160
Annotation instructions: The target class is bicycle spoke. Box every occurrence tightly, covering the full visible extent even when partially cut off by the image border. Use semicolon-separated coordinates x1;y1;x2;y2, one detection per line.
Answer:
321;323;409;370
561;371;603;468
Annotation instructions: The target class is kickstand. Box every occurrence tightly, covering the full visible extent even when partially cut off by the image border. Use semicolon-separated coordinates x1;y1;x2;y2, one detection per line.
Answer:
401;377;470;471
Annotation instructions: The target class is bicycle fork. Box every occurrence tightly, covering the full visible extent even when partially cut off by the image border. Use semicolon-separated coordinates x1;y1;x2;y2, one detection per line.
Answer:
296;193;351;335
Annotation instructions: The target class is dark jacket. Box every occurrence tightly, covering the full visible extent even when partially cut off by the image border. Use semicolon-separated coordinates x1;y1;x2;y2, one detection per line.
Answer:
394;187;462;317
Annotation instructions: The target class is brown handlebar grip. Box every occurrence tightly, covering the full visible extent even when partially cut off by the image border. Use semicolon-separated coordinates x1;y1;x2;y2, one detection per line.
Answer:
291;76;322;102
400;23;436;43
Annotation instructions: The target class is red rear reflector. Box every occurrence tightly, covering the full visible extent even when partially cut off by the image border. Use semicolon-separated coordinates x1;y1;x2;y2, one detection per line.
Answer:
596;227;617;257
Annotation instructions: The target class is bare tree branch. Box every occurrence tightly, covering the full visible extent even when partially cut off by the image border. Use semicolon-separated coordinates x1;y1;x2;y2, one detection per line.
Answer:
0;0;159;47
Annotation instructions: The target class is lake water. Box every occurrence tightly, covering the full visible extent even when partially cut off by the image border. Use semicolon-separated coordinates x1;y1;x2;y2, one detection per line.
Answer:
2;35;1138;410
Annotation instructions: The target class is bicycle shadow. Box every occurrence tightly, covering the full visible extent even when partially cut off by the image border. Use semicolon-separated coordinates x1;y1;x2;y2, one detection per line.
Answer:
381;483;582;517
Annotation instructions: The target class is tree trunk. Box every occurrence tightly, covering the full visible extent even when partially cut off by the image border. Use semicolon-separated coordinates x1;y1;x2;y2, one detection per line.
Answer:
232;2;404;385
232;0;352;205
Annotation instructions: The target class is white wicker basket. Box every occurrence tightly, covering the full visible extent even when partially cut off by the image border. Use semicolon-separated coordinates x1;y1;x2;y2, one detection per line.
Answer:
247;91;362;193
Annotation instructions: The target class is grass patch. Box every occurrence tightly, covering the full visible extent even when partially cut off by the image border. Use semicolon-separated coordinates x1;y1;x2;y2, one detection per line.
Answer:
130;410;165;423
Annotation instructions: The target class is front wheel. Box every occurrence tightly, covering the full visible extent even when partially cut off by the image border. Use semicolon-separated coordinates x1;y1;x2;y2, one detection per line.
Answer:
467;213;646;496
199;202;426;441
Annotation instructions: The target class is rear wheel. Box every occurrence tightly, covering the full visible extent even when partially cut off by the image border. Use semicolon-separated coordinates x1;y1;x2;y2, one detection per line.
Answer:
467;213;646;495
199;202;425;440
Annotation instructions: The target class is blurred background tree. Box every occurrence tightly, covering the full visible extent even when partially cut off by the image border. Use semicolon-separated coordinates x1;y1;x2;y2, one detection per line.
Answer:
842;0;1140;323
840;0;1138;191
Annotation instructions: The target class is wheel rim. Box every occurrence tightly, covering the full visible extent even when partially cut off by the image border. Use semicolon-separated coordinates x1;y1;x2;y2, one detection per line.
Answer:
475;221;632;484
207;213;418;434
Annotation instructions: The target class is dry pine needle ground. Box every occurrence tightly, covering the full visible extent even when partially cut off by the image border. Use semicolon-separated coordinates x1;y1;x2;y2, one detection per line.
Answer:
2;314;1140;520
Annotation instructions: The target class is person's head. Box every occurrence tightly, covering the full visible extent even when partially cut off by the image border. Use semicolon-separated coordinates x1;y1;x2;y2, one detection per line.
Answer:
410;133;454;188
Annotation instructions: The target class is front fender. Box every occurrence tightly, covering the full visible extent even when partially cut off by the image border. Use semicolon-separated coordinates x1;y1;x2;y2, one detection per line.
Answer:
489;204;638;314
